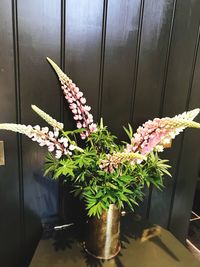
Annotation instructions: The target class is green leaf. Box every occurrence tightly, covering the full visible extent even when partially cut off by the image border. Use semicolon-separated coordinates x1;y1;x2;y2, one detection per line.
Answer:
123;124;133;141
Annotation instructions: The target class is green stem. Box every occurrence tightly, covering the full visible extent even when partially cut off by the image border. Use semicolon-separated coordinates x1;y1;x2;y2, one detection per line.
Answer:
88;137;95;148
61;130;83;153
61;130;72;142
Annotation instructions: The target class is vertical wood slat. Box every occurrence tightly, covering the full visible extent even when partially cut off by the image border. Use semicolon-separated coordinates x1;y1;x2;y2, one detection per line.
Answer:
169;24;200;243
58;0;66;224
129;0;145;125
12;0;25;262
97;0;108;121
59;0;104;223
148;0;177;225
159;0;177;116
17;0;61;264
101;0;142;139
0;1;21;266
65;0;104;124
132;0;175;127
148;0;200;230
60;0;66;122
152;0;200;236
128;0;146;217
131;0;175;218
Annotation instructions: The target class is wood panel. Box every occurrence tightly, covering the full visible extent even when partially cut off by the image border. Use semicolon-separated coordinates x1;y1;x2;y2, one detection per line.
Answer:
169;24;200;242
132;0;175;125
101;0;141;139
149;0;200;233
58;0;104;222
0;1;22;266
65;0;104;123
132;0;175;218
0;1;200;265
17;0;61;264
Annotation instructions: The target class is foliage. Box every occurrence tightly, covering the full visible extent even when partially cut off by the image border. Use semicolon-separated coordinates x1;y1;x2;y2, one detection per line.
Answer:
44;124;171;218
1;58;199;218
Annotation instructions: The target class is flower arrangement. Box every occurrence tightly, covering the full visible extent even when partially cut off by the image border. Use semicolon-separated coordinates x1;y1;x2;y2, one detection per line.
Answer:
0;58;200;219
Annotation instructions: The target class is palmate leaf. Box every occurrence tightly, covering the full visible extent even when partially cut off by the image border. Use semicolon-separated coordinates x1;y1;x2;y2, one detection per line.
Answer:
44;165;56;177
161;168;172;177
53;159;77;178
122;187;133;194
145;180;150;188
88;125;118;153
117;175;134;185
85;199;97;209
43;153;59;177
87;202;104;218
71;188;82;197
74;171;87;182
118;192;129;202
73;152;95;168
129;197;139;206
103;194;116;203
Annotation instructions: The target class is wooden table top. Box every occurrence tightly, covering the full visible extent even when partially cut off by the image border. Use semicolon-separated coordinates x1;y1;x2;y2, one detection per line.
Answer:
30;213;199;267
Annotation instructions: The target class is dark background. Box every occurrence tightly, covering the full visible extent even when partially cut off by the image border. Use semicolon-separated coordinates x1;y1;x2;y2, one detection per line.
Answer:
0;0;200;266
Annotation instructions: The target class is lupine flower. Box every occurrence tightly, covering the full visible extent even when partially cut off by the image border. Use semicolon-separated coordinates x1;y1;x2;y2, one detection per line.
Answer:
125;109;200;156
31;105;64;130
0;123;77;159
100;109;200;173
47;57;97;139
99;152;146;173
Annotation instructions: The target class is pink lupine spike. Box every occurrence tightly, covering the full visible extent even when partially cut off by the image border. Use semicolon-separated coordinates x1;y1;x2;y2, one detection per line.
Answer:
126;109;200;156
47;57;97;139
47;57;71;85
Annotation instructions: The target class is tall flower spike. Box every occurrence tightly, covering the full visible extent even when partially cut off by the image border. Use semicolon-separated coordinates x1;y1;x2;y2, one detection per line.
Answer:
31;105;63;130
0;123;75;159
0;123;33;136
47;57;97;139
126;108;200;156
173;108;200;121
47;57;70;84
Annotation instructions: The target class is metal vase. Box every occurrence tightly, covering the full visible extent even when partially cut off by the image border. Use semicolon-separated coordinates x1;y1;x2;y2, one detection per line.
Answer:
84;204;121;260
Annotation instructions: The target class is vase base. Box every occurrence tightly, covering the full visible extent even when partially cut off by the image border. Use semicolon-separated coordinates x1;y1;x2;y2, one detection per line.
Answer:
82;241;121;260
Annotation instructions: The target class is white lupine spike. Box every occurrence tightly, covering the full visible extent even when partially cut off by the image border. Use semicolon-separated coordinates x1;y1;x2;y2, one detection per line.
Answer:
31;105;63;130
0;123;63;152
0;123;34;136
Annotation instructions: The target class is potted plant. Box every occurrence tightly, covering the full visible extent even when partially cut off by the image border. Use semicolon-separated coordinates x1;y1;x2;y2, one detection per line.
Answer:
0;58;200;260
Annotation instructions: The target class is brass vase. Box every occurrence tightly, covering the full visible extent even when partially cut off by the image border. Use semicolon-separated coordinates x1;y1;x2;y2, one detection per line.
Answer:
84;204;121;260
